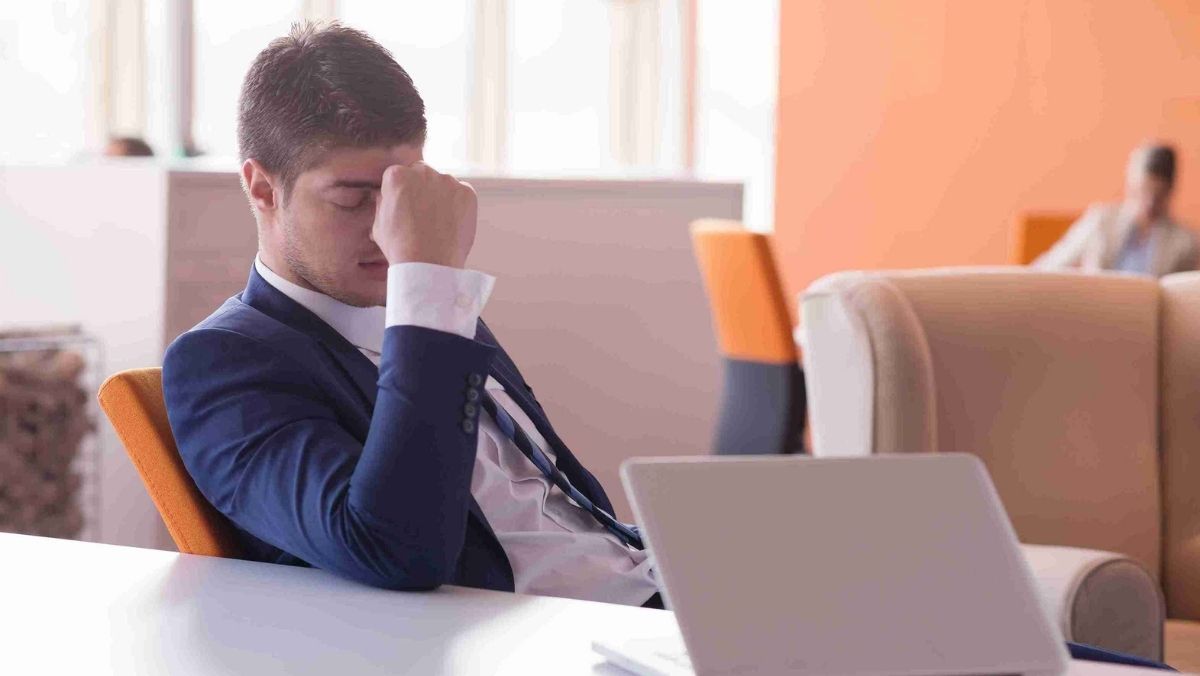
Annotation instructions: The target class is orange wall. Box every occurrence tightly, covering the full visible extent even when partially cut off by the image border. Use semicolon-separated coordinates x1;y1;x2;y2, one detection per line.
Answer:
774;0;1200;301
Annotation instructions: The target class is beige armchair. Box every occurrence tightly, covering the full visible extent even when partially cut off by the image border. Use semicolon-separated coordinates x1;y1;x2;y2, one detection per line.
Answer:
800;268;1200;668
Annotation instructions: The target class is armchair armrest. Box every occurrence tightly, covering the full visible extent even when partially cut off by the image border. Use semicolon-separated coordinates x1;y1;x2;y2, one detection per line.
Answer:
1021;544;1164;661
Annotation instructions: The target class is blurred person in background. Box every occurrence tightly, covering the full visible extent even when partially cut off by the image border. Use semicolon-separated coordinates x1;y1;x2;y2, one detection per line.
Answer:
103;136;154;157
1034;143;1197;276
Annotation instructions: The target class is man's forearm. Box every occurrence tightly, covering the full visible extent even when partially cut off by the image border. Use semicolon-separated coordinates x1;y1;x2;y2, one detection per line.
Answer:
347;324;495;580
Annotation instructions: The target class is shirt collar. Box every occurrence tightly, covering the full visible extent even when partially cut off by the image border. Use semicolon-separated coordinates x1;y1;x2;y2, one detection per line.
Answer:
254;255;386;355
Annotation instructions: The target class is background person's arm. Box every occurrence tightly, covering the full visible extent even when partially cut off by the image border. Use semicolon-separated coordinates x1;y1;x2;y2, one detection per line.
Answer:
164;323;495;590
1032;206;1103;270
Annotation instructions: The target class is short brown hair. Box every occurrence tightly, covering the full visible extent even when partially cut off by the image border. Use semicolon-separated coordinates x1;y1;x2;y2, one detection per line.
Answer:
1129;142;1178;190
238;21;426;193
1144;144;1177;189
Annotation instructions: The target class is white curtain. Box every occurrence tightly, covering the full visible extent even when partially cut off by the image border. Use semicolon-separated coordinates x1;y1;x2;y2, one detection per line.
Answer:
608;0;661;167
468;0;508;170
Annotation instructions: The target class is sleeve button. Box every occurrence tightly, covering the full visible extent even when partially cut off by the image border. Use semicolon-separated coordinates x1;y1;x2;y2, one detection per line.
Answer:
464;402;478;417
465;388;481;402
462;419;477;434
467;373;483;387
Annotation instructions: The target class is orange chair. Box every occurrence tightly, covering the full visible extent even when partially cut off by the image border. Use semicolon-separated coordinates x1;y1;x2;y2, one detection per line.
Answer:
1012;212;1080;264
691;219;806;455
97;368;242;557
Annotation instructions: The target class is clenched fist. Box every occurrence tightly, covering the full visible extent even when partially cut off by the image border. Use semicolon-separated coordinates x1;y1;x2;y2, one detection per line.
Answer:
372;162;478;269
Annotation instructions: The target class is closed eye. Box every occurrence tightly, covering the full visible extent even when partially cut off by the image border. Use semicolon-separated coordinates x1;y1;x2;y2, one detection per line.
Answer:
330;189;372;211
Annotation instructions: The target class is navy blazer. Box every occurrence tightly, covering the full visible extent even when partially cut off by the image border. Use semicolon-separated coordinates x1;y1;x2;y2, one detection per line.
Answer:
163;267;616;592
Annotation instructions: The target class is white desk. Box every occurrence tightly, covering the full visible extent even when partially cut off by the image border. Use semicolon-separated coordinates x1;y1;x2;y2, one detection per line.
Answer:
0;534;1173;675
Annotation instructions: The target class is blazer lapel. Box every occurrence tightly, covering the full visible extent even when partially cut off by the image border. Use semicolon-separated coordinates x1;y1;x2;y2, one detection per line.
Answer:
475;321;553;433
322;344;379;411
474;320;613;513
475;322;532;401
241;267;379;409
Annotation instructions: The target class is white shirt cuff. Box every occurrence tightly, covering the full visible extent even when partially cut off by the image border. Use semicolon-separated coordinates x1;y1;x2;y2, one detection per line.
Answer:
386;263;496;339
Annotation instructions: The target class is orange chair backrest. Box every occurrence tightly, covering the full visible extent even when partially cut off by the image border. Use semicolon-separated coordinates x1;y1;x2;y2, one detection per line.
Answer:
97;368;242;558
691;219;797;364
1013;212;1079;264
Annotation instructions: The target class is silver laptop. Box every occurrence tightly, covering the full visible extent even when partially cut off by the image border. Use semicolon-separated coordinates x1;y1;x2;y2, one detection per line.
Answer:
594;454;1068;676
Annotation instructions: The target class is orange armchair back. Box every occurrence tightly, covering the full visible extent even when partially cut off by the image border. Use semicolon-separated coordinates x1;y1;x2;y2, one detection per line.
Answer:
1013;212;1079;264
97;368;241;557
690;219;797;364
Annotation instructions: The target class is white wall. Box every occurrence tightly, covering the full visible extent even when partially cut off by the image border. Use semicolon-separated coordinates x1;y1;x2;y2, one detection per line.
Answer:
2;162;169;548
4;162;741;549
468;178;737;516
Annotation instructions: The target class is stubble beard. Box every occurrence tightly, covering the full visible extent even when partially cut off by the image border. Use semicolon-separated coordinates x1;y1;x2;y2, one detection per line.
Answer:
280;217;383;308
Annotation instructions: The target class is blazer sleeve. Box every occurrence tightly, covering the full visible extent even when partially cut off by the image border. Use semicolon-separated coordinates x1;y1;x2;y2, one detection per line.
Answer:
1032;206;1103;270
163;324;495;590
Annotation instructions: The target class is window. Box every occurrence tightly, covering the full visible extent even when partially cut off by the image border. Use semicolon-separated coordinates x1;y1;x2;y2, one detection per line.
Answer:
508;0;611;174
0;2;92;164
6;1;780;228
192;0;302;158
339;1;471;169
695;0;780;230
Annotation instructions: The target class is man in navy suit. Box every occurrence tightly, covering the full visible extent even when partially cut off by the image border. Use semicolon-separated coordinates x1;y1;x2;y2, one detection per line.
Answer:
162;20;1169;670
164;21;657;607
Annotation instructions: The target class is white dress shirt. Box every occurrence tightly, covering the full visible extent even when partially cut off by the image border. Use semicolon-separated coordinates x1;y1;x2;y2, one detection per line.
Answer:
254;256;657;605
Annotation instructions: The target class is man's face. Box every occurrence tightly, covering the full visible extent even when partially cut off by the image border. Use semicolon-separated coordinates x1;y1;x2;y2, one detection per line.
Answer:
1125;172;1172;224
267;144;423;307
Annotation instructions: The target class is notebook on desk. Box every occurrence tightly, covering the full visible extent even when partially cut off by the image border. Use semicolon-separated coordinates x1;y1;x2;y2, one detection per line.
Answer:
594;454;1068;676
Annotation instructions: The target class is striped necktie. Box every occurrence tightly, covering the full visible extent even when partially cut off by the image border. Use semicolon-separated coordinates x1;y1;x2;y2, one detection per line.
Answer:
480;394;644;550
